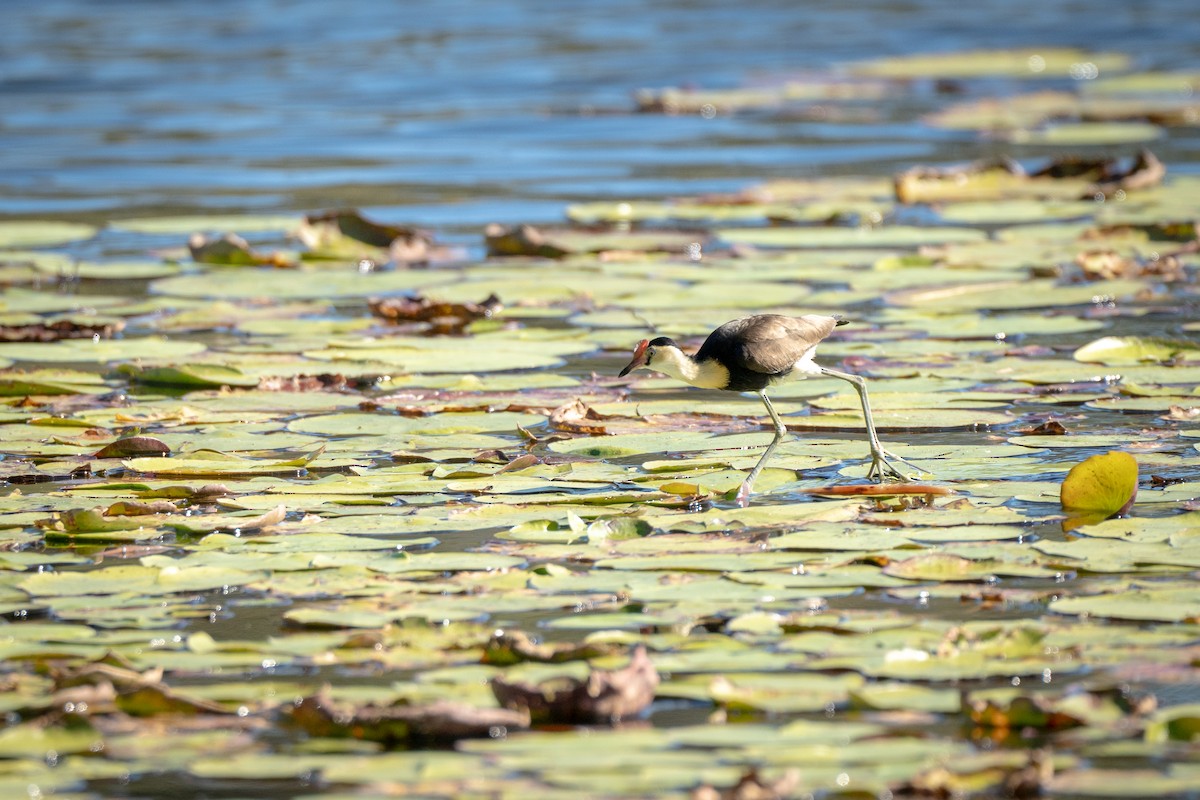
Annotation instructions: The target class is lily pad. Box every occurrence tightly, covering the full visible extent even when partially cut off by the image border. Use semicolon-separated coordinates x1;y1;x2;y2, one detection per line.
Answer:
849;48;1130;79
0;220;98;248
1060;451;1138;527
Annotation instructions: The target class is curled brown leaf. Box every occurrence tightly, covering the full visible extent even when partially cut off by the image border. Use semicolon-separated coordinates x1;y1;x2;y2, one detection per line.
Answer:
549;398;610;434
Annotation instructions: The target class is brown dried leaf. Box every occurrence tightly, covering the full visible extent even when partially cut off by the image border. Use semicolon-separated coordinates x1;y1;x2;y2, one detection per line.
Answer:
298;210;432;264
94;436;171;459
0;318;124;342
495;453;541;473
256;373;373;392
491;645;659;724
1164;405;1200;421
894;156;1025;204
1023;420;1068;435
482;629;618;666
691;769;801;800
549;398;610;435
368;292;502;332
188;233;292;267
53;662;230;717
117;683;235;717
1088;148;1166;198
968;694;1087;731
484;223;572;259
289;685;528;745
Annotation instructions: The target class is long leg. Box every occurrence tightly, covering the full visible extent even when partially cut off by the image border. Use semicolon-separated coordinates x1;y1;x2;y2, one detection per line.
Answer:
736;391;787;506
818;366;922;481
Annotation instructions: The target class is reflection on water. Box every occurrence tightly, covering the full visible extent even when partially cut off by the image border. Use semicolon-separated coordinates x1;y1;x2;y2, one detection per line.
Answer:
2;0;1198;224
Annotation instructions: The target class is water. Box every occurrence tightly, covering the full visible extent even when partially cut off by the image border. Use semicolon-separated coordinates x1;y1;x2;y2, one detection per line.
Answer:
4;3;1200;798
4;0;1198;226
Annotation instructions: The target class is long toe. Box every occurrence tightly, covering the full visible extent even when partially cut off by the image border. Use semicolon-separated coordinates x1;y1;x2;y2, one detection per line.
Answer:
867;449;925;482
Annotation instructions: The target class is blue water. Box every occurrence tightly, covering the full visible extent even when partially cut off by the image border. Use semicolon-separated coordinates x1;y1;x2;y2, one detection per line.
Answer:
3;0;1198;226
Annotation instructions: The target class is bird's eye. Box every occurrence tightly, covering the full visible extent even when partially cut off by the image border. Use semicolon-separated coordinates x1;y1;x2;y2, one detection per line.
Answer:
646;348;655;359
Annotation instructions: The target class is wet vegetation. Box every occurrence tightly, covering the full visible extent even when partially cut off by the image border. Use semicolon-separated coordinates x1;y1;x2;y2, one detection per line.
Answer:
2;45;1200;799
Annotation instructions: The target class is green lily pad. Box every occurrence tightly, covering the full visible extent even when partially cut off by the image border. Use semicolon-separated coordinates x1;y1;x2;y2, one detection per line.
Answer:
0;336;207;364
1074;335;1200;365
849;48;1130;79
152;268;453;300
1006;122;1163;145
717;225;986;249
111;214;300;234
18;563;270;597
0;221;98;248
1050;585;1200;622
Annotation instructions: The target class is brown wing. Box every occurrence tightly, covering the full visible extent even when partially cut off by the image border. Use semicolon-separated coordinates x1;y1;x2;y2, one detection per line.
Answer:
696;314;840;375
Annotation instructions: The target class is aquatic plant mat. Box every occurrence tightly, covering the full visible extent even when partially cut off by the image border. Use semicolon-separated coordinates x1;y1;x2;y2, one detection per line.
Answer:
2;47;1200;799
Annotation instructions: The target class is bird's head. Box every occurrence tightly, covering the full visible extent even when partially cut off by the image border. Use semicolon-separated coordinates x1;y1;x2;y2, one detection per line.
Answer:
618;336;680;377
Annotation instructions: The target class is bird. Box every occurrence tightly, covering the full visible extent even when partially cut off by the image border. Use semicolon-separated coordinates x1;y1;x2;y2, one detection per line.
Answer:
617;313;918;504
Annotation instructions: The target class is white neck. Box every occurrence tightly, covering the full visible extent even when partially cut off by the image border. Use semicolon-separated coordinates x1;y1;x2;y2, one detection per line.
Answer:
652;347;729;390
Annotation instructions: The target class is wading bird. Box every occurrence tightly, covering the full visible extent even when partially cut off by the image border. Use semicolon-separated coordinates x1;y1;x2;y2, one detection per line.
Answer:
618;314;917;504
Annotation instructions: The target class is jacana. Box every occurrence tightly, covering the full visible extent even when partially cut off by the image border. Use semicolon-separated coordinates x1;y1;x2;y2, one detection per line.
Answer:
618;313;918;504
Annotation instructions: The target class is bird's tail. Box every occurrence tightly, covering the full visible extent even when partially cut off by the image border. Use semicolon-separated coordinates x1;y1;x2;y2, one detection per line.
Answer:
834;316;850;327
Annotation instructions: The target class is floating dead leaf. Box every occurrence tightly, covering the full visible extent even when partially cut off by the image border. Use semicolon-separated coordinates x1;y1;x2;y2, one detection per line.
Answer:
1089;148;1166;197
1165;405;1200;421
1021;420;1067;435
298;210;433;264
289;685;528;745
482;629;617;666
894;152;1162;205
491;645;658;724
496;453;541;473
967;692;1128;732
164;503;287;534
691;768;801;800
485;223;572;259
0;317;124;342
255;373;376;392
1087;219;1197;243
899;156;1090;205
93;436;171;459
549;398;610;435
54;662;232;717
899;751;1052;800
188;233;292;267
1074;249;1183;282
369;292;502;333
